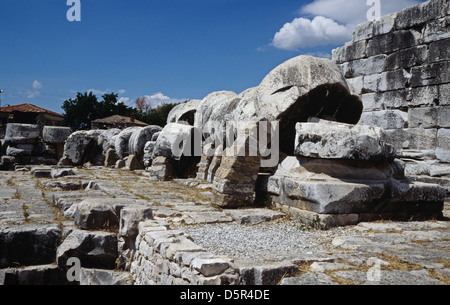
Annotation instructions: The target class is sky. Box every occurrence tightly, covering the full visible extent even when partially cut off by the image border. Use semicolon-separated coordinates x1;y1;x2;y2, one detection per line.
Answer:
0;0;424;114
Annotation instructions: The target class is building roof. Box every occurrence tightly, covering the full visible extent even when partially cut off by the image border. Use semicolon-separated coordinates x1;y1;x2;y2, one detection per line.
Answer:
0;103;64;118
92;115;148;126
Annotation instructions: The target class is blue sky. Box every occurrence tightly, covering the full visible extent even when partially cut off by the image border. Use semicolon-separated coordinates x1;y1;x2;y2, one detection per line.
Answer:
0;0;423;114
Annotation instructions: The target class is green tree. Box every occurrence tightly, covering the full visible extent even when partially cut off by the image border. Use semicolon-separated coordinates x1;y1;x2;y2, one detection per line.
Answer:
62;92;98;130
62;91;135;131
98;93;133;118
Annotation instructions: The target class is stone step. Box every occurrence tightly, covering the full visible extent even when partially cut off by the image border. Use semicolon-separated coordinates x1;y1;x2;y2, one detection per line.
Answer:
0;265;68;285
0;224;61;268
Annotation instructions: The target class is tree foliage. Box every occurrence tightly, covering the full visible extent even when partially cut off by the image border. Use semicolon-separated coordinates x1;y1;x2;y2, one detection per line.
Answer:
140;103;179;127
62;91;184;131
62;92;134;131
134;97;185;127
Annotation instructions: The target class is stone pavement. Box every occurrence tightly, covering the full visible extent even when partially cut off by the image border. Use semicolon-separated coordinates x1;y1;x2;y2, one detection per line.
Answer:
0;167;449;285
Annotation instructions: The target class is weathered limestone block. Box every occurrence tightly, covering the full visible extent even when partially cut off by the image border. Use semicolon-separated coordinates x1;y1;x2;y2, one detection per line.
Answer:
366;30;420;57
281;272;337;286
410;61;450;87
332;40;366;64
143;141;156;167
228;209;286;225
404;159;450;178
6;144;33;157
51;168;75;179
0;224;61;268
97;128;121;154
74;198;143;230
43;126;72;144
196;143;214;180
268;156;445;225
129;125;163;160
56;229;118;269
253;55;362;124
408;106;450;128
32;167;53;178
352;20;374;42
115;159;126;169
181;211;234;225
206;146;223;183
410;86;440;107
44;181;83;191
362;69;408;93
384;128;438;151
429;38;450;63
191;257;234;277
5;123;40;144
352;12;398;43
238;261;300;285
384;46;428;71
152;123;200;161
125;154;144;171
115;127;142;159
345;55;387;78
194;91;240;133
346;76;364;96
359;110;408;130
436;128;450;161
395;0;448;30
148;156;175;181
167;99;201;125
275;204;359;229
439;84;450;106
388;180;446;204
119;206;153;240
80;269;133;285
62;130;102;166
0;265;68;285
104;148;119;167
212;136;262;208
295;122;396;161
422;16;450;43
159;236;205;261
361;91;402;112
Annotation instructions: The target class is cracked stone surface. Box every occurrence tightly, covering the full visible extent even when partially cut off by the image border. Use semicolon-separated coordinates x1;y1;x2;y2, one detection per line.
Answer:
0;167;449;285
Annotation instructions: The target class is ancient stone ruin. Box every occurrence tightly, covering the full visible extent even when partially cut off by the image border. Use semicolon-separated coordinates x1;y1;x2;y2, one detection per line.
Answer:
0;0;449;286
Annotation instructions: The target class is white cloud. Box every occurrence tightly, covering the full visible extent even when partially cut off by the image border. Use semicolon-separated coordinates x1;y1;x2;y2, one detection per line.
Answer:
301;0;421;26
118;89;126;95
273;16;352;50
118;97;131;105
304;51;333;59
272;0;423;50
32;80;43;90
26;90;40;99
141;92;186;109
87;88;108;95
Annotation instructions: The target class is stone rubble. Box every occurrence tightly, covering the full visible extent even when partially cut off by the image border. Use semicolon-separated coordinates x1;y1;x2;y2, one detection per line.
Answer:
0;0;449;286
0;168;448;285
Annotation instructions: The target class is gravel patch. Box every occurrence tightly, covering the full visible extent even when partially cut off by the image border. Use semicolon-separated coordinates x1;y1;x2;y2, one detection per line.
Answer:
183;220;362;263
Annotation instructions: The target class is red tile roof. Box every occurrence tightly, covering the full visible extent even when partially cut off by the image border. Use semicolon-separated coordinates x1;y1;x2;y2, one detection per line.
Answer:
0;103;64;118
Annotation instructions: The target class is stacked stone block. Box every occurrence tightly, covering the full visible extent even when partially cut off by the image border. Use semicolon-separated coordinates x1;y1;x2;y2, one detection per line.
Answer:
130;220;239;285
332;0;450;192
0;124;71;167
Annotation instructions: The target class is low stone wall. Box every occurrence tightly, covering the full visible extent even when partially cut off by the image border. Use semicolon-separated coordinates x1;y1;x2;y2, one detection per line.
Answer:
0;124;71;168
332;0;450;192
130;220;240;285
